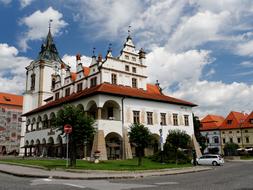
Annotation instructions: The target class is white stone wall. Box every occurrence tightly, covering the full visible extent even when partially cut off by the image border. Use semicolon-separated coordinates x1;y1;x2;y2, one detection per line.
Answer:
200;130;221;154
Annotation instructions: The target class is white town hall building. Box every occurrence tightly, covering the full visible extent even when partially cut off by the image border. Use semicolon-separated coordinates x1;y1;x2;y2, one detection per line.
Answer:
19;28;197;160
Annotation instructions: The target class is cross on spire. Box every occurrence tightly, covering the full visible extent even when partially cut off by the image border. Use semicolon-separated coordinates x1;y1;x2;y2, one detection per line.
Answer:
49;19;53;30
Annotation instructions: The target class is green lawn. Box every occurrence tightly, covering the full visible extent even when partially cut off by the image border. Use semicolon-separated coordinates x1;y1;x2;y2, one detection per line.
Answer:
240;155;253;160
0;158;191;171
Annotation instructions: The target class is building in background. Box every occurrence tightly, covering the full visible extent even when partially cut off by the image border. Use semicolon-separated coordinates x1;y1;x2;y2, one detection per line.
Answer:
200;115;224;154
0;92;23;155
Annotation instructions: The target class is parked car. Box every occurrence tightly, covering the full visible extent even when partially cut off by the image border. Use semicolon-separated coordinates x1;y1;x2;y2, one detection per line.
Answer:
196;154;224;166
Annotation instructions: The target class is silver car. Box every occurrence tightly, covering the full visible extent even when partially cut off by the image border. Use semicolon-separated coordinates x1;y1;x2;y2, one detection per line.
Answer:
196;154;224;166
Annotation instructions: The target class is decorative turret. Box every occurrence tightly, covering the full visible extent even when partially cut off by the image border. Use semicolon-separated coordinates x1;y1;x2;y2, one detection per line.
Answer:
139;48;146;65
106;43;112;58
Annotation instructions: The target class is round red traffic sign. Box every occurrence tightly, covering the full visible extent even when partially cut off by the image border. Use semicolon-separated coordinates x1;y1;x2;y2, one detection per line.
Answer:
64;124;72;134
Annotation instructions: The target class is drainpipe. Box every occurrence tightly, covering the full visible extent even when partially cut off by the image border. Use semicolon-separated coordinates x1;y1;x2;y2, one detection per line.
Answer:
121;96;126;159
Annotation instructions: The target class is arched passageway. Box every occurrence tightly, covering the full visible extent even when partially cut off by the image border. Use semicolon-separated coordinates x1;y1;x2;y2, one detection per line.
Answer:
105;132;122;160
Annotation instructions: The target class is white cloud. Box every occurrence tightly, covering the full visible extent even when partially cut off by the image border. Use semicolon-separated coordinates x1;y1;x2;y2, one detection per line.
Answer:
0;0;11;5
236;40;253;57
146;47;211;87
170;80;253;117
166;11;230;52
71;0;142;39
0;43;31;94
20;0;35;8
62;54;91;72
240;61;253;67
19;7;68;51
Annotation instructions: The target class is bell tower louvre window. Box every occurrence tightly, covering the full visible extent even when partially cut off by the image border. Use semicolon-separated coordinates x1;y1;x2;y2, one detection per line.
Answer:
30;73;35;90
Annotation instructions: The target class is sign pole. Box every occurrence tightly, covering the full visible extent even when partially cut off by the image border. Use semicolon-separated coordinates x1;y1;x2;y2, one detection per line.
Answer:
66;133;69;168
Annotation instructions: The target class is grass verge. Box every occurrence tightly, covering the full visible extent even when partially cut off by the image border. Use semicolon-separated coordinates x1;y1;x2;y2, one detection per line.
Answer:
0;158;191;171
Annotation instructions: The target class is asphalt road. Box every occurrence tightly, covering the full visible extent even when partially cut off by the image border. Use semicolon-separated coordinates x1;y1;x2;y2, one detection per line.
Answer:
0;161;252;190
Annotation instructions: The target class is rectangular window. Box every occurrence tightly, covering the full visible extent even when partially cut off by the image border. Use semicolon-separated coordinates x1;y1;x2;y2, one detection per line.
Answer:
132;67;136;73
223;138;226;144
55;92;60;100
147;112;153;125
132;78;137;88
90;77;97;87
111;73;117;84
206;138;209;144
250;119;253;124
222;131;225;134
173;113;178;126
245;130;248;133
230;138;233;143
237;131;240;133
214;137;219;144
184;115;189;126
132;57;136;62
229;131;232;134
133;111;140;124
160;113;166;125
125;55;129;60
77;83;83;92
125;65;129;71
237;138;241;143
65;88;70;96
12;114;17;119
246;137;250;143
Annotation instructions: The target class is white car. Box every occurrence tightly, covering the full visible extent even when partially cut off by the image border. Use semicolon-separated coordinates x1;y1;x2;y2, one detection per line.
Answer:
196;154;224;166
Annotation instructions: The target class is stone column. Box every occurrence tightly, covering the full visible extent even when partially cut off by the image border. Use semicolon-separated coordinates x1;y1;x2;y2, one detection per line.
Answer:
91;130;107;160
97;108;102;120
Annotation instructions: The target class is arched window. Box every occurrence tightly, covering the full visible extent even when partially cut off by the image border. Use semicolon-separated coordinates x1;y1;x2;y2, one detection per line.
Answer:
31;73;35;90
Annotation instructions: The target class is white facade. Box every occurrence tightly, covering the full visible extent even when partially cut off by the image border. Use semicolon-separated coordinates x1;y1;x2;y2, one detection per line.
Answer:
20;32;196;159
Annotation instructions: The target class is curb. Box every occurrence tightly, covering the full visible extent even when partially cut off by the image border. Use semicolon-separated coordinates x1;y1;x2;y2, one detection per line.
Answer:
0;165;212;180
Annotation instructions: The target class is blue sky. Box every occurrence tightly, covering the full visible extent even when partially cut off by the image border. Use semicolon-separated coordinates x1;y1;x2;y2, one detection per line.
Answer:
0;0;253;116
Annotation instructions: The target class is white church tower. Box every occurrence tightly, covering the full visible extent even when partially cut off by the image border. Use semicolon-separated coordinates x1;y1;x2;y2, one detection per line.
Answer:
19;27;64;155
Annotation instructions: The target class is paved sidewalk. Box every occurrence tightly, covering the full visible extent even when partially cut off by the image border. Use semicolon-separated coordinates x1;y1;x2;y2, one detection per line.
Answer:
0;163;211;179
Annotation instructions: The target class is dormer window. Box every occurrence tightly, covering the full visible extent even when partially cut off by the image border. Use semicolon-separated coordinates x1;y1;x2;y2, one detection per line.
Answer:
227;120;232;125
111;73;117;85
249;119;253;124
132;78;137;88
30;73;35;90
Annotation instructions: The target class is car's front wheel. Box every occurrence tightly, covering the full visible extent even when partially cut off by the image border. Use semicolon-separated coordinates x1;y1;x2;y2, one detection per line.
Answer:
212;161;218;166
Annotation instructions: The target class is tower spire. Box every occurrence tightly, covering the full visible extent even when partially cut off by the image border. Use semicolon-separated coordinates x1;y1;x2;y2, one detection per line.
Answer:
127;25;132;40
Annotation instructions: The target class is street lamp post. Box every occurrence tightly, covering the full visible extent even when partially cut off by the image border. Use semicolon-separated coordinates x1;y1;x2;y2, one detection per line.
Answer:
159;123;164;164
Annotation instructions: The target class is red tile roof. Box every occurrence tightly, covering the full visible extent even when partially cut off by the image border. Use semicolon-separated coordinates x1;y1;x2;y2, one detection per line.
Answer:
200;114;225;131
83;66;90;77
0;92;23;107
219;111;248;130
241;111;253;128
146;84;161;94
23;83;197;116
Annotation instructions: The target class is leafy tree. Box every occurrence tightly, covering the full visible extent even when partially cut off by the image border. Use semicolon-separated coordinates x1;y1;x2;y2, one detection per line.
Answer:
166;129;191;164
129;123;153;166
55;104;94;167
193;115;207;153
224;142;239;156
